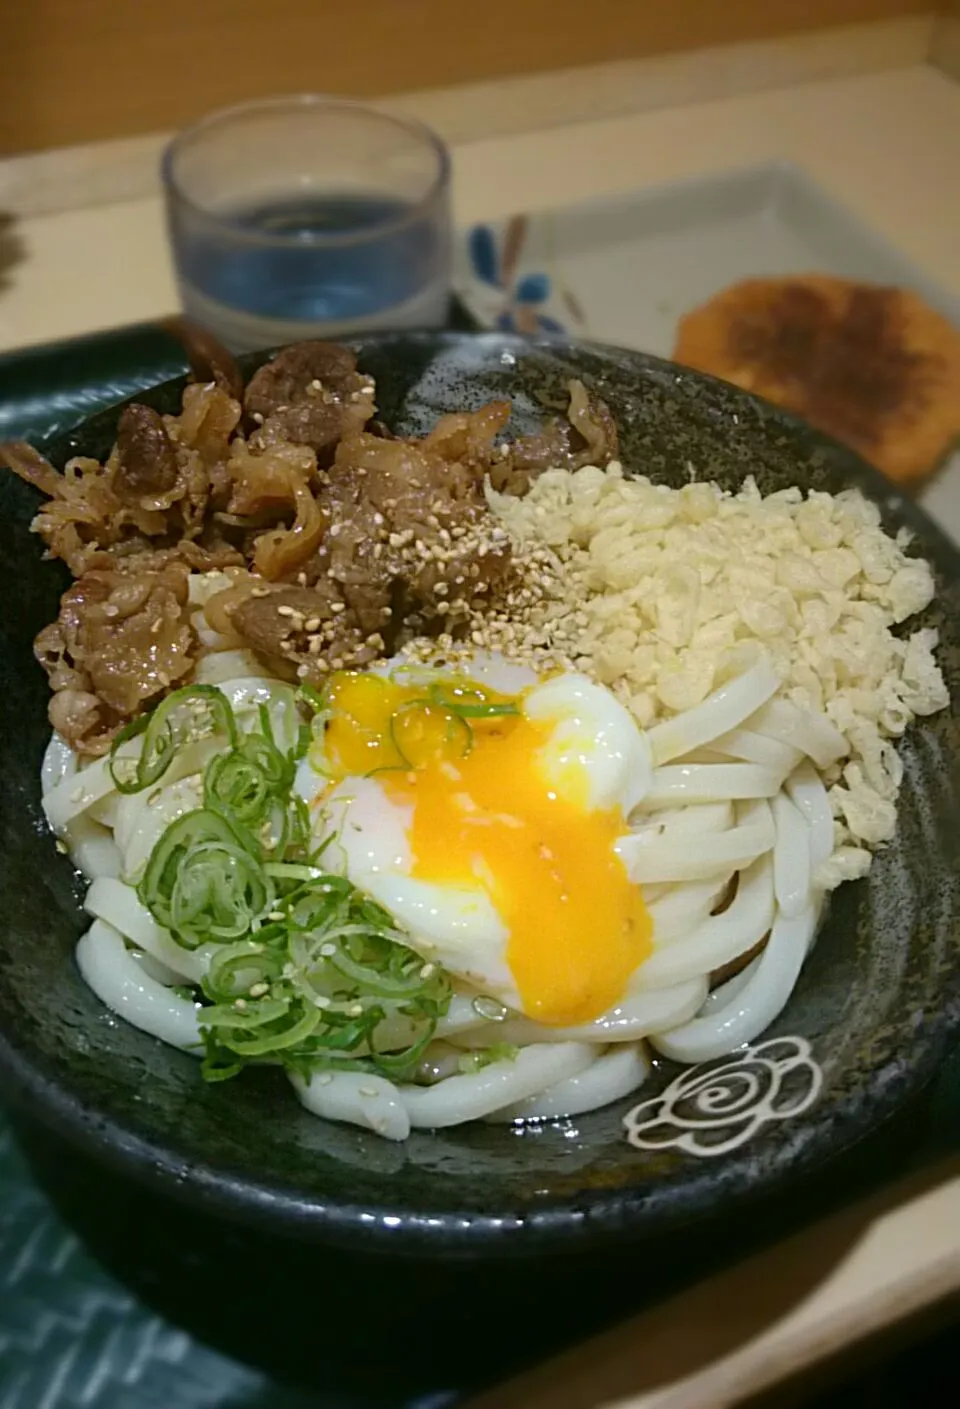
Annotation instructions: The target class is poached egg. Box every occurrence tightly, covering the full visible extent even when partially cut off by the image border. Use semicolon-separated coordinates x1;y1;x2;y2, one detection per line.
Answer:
295;654;653;1026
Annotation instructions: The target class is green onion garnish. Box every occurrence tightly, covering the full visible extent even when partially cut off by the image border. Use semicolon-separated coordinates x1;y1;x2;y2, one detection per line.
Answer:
110;684;239;794
129;681;453;1085
138;808;272;948
428;684;520;719
389;700;473;767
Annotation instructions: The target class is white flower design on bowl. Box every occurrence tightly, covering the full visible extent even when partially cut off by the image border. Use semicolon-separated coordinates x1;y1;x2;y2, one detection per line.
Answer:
624;1037;823;1157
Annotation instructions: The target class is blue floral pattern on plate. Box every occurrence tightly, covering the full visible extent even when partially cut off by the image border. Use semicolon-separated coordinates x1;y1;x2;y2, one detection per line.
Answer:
461;215;585;336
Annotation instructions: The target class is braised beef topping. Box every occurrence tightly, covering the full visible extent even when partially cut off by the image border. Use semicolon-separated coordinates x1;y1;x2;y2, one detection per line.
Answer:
114;404;179;501
4;340;613;751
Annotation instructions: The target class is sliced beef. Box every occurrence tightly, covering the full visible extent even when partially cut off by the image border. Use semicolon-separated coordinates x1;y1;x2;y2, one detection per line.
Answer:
310;431;513;636
230;583;380;683
497;379;619;492
244;342;358;417
159;315;246;401
244;342;374;459
38;562;197;754
114;404;179;501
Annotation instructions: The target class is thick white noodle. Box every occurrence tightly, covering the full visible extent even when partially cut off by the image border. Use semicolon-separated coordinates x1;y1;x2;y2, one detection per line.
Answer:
194;650;268;685
87;794;121;829
434;992;501;1039
772;791;812;919
114;776;204;883
291;1071;410;1141
213;675;296;719
128;947;185;988
76;920;202;1051
642;763;784;807
637;852;776;989
647;660;781;765
746;698;848;770
41;732;77;794
398;1043;596;1128
630;801;734;839
84;876;212;985
43;744;136;831
712;729;804;774
452;977;709;1047
698;953;762;1012
651;903;819;1063
64;816;122;881
787;763;835;867
617;808;775;883
646;878;728;943
486;1044;650;1122
44;730;223;834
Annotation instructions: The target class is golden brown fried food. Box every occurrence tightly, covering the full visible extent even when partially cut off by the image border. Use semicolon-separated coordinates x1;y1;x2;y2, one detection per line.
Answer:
673;275;960;486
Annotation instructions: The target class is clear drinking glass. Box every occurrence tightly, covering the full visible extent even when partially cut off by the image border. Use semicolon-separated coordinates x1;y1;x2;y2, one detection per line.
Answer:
162;95;452;352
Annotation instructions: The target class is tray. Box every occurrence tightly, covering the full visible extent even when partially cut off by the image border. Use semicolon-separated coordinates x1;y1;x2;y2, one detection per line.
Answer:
0;321;958;1409
454;160;960;350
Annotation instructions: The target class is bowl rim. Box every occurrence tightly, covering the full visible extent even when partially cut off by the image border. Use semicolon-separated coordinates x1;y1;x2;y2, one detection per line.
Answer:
2;329;959;1255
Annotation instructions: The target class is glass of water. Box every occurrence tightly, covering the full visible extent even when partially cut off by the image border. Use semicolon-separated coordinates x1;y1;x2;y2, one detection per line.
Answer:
162;95;452;352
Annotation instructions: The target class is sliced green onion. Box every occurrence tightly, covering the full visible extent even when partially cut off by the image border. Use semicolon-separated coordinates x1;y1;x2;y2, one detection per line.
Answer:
389;700;472;767
203;938;284;1003
138;808;272;948
131;673;456;1086
202;997;291;1031
107;713;152;791
329;946;432;998
428;684;519;719
368;1021;436;1076
264;861;324;883
111;685;238;794
297;683;327;714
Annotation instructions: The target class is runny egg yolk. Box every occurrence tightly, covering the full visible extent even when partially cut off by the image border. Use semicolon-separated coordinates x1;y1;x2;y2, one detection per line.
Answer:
320;670;653;1026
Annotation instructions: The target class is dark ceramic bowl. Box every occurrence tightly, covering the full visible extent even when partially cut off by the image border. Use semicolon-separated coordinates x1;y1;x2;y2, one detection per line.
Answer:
1;332;959;1261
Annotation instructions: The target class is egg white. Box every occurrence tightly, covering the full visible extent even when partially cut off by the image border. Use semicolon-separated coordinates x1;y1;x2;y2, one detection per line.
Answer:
524;672;652;815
